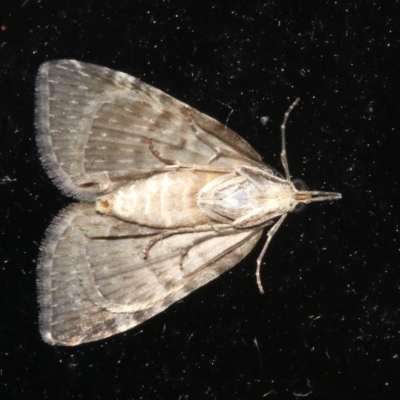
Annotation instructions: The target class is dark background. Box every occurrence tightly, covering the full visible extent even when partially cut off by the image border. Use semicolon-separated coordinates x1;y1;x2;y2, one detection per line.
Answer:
1;0;399;399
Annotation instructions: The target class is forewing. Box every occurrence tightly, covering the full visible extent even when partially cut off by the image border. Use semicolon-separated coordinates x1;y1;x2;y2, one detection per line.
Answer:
38;203;263;346
35;60;264;201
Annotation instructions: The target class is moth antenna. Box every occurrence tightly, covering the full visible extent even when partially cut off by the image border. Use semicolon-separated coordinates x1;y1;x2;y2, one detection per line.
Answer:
280;98;300;180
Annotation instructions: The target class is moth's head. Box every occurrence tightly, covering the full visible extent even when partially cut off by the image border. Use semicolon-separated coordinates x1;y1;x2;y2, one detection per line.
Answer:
289;178;341;212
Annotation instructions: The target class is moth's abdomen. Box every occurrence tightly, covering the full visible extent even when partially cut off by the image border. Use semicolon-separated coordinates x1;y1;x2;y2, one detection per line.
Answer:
96;170;223;228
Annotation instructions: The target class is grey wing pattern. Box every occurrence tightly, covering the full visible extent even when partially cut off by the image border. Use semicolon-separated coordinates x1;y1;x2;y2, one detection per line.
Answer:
35;60;264;201
38;204;263;345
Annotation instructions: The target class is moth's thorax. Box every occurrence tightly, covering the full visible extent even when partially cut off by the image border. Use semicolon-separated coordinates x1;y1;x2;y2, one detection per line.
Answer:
95;170;222;228
198;170;295;224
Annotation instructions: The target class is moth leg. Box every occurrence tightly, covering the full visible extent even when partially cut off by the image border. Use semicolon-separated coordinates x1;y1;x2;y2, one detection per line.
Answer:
142;228;197;259
189;120;240;164
148;138;177;165
148;138;231;173
77;167;192;193
75;171;125;193
142;224;235;265
176;227;239;268
187;110;252;165
189;120;223;164
256;214;287;294
142;224;220;259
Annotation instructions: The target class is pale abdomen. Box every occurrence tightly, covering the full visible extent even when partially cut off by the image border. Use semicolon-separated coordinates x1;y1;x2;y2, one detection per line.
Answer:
96;170;224;228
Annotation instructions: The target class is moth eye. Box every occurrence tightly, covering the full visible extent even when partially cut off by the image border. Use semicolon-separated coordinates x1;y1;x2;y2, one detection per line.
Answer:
293;203;306;213
292;178;307;191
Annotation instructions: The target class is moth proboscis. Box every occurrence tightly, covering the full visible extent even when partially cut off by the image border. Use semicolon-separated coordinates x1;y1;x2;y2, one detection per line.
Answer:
35;60;341;346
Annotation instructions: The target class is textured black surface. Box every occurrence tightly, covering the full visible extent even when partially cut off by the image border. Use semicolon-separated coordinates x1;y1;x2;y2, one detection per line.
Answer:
1;1;399;399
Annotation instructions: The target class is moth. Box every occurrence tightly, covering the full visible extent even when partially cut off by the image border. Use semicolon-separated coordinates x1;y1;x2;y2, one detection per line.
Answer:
35;60;341;346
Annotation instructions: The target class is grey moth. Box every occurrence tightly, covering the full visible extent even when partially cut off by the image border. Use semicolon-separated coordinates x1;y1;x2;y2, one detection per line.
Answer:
35;60;341;346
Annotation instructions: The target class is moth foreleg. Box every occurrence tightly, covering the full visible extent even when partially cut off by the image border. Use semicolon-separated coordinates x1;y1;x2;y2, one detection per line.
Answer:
256;214;288;294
